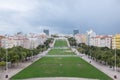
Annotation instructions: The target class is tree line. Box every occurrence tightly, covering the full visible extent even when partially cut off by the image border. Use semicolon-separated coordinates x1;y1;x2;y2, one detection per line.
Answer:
0;38;54;69
68;37;120;70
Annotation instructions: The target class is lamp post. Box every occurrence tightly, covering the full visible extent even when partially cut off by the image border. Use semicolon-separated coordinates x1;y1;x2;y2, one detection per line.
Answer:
81;36;83;54
5;36;8;78
31;39;34;62
31;40;33;62
87;30;93;59
114;37;117;79
88;34;91;58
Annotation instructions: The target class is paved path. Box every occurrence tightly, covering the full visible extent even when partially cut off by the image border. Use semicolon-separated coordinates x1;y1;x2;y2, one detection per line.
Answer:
50;38;56;48
66;38;70;47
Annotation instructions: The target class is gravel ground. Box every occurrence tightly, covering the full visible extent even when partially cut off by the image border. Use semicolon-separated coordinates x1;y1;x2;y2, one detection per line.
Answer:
24;77;98;80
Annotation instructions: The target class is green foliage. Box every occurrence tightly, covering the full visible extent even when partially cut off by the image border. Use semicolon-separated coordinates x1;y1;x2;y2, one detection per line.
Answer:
68;37;77;46
0;38;54;65
0;61;6;66
51;35;59;38
77;43;120;67
77;48;84;54
0;48;6;61
37;38;54;51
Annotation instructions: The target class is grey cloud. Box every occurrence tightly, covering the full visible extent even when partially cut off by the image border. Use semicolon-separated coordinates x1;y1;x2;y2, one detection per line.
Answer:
0;0;120;34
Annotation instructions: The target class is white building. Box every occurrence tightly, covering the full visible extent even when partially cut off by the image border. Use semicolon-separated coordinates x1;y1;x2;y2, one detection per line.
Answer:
86;29;96;45
27;33;47;49
1;36;16;48
1;34;28;48
1;33;48;49
90;35;112;48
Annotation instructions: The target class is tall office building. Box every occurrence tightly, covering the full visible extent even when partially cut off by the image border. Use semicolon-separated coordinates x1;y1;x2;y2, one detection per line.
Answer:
43;29;49;35
73;30;79;35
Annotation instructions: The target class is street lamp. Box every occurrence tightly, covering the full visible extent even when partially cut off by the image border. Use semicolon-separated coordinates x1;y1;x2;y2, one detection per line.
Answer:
31;39;34;62
88;34;91;58
114;37;117;79
5;36;8;78
87;30;94;59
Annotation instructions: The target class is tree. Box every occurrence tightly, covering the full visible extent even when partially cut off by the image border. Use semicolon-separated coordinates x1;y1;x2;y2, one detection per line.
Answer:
68;37;77;46
0;61;6;71
20;52;26;62
0;48;6;61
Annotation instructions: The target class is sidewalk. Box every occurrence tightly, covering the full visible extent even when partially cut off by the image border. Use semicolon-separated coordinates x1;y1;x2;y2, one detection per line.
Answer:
74;48;120;80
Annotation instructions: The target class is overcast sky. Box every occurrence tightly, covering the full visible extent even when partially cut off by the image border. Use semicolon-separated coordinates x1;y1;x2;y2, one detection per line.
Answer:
0;0;120;35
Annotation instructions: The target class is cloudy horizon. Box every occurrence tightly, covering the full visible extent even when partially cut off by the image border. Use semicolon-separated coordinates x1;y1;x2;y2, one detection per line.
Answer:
0;0;120;35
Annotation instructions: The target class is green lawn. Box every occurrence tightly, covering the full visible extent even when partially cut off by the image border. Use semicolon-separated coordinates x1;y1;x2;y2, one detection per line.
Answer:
54;39;68;47
48;49;75;55
11;57;112;80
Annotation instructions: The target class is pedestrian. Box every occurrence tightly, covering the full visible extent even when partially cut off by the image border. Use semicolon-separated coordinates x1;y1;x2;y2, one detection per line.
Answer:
5;75;8;78
89;61;91;63
114;75;117;79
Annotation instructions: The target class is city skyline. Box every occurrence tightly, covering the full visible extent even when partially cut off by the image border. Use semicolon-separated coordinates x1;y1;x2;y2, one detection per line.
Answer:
0;0;120;35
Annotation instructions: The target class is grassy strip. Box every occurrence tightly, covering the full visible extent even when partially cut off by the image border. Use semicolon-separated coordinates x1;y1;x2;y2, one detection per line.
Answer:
48;49;75;55
54;40;68;47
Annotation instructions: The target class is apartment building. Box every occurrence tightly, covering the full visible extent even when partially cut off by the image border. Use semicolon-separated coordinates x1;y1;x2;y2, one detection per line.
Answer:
86;29;96;45
91;35;112;48
112;34;120;49
0;35;5;47
75;34;86;44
